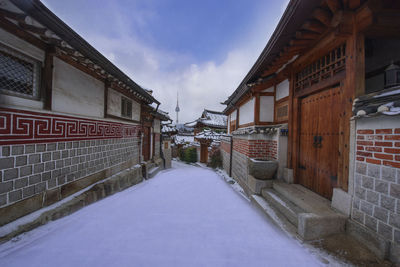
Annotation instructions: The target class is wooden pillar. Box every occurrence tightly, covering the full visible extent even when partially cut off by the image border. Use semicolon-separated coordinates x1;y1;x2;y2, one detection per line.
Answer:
254;93;260;125
339;17;365;192
104;80;110;118
43;48;55;110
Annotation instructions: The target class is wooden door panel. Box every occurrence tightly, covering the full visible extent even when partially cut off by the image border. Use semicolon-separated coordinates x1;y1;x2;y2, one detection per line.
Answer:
142;127;150;161
298;86;341;199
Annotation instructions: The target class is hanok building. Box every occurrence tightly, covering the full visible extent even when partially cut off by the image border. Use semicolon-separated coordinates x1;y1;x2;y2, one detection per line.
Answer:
222;0;400;262
0;0;167;227
186;109;227;163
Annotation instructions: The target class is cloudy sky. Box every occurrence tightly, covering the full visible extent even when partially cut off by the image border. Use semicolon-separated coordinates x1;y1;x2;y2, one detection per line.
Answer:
43;0;289;123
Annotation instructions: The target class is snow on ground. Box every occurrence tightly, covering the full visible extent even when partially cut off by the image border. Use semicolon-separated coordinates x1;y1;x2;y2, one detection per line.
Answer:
0;161;330;267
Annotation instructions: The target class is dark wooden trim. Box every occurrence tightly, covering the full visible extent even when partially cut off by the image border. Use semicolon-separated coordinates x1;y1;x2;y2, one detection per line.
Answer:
105;113;141;124
259;92;275;96
0;16;47;50
104;80;109;118
56;53;105;82
43;49;54;110
255;122;275;126
294;71;346;98
254;93;260;124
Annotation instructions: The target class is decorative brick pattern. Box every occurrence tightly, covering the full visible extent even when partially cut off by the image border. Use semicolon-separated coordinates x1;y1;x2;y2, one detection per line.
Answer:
233;139;277;160
0;108;140;145
356;128;400;169
0;138;140;208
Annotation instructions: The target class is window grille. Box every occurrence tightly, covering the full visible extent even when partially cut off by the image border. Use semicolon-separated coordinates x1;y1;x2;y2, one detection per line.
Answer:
276;102;288;122
0;44;41;98
121;97;132;118
295;44;346;92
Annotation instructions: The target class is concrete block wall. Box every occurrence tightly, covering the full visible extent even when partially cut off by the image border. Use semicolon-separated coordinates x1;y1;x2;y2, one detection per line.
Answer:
352;117;400;248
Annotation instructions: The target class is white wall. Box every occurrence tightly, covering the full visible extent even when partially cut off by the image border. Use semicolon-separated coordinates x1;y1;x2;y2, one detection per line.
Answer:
0;28;44;110
276;79;289;101
230;110;237;121
107;88;141;121
52;57;104;118
239;98;254;125
260;96;274;122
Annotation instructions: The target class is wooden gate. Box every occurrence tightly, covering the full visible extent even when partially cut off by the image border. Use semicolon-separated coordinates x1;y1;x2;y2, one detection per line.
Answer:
200;144;208;163
298;86;341;199
142;127;151;161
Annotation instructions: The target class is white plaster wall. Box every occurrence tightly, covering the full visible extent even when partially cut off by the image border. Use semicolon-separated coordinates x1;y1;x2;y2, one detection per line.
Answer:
0;28;45;110
239;98;254;125
276;79;289;100
154;119;161;134
107;88;141;121
52;57;104;118
262;86;274;93
259;96;274;122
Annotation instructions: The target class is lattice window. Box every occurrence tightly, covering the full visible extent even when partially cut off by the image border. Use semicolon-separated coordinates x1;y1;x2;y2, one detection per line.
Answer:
295;44;346;92
276;101;288;122
0;44;41;99
121;96;132;118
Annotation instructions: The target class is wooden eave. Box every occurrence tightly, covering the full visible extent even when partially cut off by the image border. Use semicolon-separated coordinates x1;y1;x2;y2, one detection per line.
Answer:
2;0;159;105
223;0;368;111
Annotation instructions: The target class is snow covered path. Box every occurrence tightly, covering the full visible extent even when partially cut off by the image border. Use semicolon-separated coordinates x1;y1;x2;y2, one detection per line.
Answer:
0;161;329;267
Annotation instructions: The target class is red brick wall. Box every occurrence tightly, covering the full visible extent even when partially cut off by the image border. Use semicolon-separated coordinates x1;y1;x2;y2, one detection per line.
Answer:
233;139;277;160
356;128;400;168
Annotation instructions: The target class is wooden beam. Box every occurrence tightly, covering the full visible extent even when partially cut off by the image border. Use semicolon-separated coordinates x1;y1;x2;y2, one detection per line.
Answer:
325;0;342;13
18;22;47;36
0;16;47;50
43;48;55;110
313;8;333;26
289;39;314;47
302;20;326;34
0;8;26;22
349;0;362;9
295;31;321;40
254;93;260;125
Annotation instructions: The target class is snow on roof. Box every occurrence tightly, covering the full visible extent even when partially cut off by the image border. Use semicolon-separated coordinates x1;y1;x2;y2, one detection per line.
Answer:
199;109;227;128
184;121;198;128
174;134;195;144
353;86;400;117
195;129;222;141
162;124;177;133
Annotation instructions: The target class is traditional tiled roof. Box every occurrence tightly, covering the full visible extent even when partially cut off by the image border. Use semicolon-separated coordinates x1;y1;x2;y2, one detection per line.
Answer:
353;87;400;117
186;109;227;129
195;129;222;141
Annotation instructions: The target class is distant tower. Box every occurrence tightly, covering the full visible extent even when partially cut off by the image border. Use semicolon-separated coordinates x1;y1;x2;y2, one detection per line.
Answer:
175;91;180;124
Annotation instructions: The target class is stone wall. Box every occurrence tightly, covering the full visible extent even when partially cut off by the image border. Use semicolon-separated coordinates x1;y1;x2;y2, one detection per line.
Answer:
154;133;161;159
351;116;400;249
162;139;172;169
221;137;231;174
0;108;141;225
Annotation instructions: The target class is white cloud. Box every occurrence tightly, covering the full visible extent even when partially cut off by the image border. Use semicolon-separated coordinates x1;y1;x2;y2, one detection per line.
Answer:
61;2;285;123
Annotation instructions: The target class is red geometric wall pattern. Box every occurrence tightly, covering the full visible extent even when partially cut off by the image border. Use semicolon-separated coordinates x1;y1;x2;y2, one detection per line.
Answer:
0;108;141;145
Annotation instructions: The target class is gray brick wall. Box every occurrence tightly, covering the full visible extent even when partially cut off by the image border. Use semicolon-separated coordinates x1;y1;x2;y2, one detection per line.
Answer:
0;138;140;208
352;162;400;245
221;149;230;175
232;150;248;183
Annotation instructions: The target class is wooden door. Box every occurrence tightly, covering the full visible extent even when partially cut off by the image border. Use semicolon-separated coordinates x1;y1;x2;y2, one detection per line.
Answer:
142;127;150;161
200;144;208;163
298;86;341;199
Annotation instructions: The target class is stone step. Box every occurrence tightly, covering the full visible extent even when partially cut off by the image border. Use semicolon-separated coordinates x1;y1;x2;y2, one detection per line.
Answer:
261;188;304;227
148;166;161;179
250;194;298;237
273;182;337;216
255;181;347;241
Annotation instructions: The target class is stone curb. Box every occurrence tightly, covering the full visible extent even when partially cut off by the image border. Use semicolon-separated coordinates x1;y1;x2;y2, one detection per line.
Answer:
0;165;143;244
